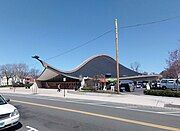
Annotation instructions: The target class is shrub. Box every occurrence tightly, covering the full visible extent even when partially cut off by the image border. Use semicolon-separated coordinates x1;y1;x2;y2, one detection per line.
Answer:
144;89;180;97
24;83;33;89
81;87;120;94
12;82;24;87
81;87;96;92
95;90;119;94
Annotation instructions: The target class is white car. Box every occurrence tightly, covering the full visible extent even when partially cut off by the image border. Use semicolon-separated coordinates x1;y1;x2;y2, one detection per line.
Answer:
160;79;180;90
0;95;20;130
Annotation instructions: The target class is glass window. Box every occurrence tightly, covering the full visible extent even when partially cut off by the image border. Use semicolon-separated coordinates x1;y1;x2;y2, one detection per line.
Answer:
161;80;167;83
168;80;174;83
0;95;7;105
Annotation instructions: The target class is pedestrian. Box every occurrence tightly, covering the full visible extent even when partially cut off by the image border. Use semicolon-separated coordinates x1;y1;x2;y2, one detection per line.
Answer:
57;84;61;92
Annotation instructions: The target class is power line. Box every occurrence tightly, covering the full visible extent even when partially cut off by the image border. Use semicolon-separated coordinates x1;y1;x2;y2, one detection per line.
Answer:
120;16;180;29
46;29;113;61
45;16;180;61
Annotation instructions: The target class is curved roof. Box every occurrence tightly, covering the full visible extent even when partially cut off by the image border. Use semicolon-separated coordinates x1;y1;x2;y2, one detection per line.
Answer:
65;54;140;77
37;54;140;81
64;54;108;73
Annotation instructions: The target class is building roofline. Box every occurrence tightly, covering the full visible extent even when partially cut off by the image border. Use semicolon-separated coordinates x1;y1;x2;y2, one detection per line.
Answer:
35;54;142;81
64;54;111;73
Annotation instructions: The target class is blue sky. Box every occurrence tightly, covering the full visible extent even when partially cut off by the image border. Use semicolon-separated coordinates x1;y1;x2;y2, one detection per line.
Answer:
0;0;179;73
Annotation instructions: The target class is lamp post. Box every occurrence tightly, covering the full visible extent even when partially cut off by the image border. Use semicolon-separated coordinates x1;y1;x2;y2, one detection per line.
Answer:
177;73;180;91
63;78;66;97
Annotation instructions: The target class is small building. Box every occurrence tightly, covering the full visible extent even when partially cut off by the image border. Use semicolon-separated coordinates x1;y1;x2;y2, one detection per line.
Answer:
0;76;13;86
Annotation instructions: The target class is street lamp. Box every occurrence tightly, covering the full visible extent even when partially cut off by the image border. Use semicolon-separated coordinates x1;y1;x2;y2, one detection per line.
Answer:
63;77;66;97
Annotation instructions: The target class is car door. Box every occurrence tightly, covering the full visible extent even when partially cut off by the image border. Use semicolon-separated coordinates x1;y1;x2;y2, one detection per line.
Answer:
167;80;175;89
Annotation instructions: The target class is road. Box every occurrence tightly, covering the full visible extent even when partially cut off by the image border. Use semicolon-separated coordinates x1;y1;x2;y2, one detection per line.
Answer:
2;93;180;131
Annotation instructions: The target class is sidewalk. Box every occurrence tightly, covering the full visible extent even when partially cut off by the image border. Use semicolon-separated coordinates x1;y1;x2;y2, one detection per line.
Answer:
0;87;180;108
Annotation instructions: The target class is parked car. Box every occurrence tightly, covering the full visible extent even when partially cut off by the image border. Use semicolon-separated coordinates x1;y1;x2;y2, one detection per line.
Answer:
136;82;143;88
0;95;20;130
120;80;135;92
157;81;161;88
151;81;161;88
160;79;180;90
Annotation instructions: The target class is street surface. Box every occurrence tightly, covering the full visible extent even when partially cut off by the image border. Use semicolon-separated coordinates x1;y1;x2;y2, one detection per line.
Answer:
1;88;180;108
2;93;180;131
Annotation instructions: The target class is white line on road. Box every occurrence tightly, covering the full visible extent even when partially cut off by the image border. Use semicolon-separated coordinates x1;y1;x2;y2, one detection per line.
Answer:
158;111;180;114
5;93;180;117
26;126;39;131
157;111;180;116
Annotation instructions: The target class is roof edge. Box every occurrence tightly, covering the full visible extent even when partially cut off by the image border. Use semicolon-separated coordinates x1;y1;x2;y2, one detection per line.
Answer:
64;54;112;73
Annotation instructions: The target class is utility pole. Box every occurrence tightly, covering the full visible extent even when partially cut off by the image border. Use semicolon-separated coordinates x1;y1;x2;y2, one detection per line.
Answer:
115;19;120;93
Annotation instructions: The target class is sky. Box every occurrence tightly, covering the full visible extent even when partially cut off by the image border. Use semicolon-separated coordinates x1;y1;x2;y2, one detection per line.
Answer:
0;0;180;74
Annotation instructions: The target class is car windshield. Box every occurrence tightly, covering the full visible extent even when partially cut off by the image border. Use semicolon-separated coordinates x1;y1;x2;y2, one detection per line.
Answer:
161;80;167;83
0;95;7;105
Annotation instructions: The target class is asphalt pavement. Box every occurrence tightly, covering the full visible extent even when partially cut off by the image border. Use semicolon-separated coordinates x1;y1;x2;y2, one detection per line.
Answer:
1;88;180;108
2;93;180;131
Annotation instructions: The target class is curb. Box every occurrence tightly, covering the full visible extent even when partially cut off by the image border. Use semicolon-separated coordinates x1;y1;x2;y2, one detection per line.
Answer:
164;104;180;109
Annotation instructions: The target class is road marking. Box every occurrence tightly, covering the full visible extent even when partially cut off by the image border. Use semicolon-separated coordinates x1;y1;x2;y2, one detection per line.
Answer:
26;126;38;131
12;100;180;131
158;111;180;114
157;112;180;117
5;93;180;117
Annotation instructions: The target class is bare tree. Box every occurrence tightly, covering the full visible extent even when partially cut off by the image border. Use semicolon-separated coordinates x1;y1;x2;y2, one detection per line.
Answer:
161;48;180;78
29;68;39;79
0;63;40;85
149;72;157;75
130;62;141;72
13;63;29;81
141;71;148;75
0;64;14;85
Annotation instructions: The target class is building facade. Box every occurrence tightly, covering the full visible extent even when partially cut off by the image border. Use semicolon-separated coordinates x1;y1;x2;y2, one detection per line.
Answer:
34;54;141;89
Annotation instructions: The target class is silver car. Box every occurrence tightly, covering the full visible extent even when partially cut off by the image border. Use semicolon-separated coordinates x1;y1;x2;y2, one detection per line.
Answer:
160;79;180;90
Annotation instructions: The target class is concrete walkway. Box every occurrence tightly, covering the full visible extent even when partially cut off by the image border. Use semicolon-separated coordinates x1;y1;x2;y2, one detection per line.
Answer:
0;87;180;108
